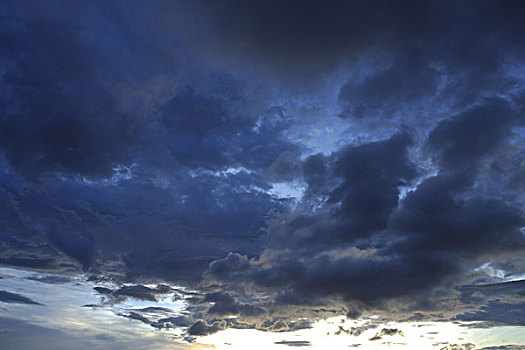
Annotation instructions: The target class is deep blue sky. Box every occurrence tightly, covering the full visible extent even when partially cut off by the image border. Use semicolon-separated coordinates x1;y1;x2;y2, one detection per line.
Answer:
0;1;525;348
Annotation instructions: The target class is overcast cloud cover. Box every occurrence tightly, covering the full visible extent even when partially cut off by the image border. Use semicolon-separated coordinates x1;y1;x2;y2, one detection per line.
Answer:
0;0;525;348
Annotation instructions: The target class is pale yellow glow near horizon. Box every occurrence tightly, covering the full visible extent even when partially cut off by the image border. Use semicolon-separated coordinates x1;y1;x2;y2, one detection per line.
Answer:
1;267;524;350
196;316;525;350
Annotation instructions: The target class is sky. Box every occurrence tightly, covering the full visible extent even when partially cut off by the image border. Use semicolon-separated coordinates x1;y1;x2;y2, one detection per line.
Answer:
0;0;525;349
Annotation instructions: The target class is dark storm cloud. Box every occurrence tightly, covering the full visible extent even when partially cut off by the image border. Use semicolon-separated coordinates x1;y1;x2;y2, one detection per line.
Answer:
426;100;519;171
159;88;300;180
0;0;299;285
163;0;525;96
0;290;43;305
265;130;416;250
1;0;525;341
338;55;441;119
204;100;525;324
390;178;525;257
333;0;525;122
0;6;288;181
0;16;140;180
385;102;525;284
161;0;437;83
326;130;415;239
207;252;251;282
202;133;427;309
336;41;523;123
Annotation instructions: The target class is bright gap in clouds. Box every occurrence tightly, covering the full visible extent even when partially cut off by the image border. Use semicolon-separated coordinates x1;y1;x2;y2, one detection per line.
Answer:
198;316;525;350
1;267;524;349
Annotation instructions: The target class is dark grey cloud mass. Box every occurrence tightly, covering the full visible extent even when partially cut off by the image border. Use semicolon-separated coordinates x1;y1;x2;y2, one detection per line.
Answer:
0;0;525;343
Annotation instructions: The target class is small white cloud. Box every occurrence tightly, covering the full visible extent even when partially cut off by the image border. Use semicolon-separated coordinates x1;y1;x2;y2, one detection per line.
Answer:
267;181;306;202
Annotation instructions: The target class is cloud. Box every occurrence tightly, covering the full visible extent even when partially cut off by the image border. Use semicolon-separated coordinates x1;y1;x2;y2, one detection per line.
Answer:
203;292;266;317
113;285;163;302
0;26;296;282
266;130;416;249
455;300;525;326
187;320;225;336
114;305;194;330
274;340;311;347
369;328;403;341
338;55;441;120
0;291;43;305
0;0;295;283
335;324;377;336
426;100;518;172
202;99;525;327
0;257;58;271
93;284;176;302
0;18;139;180
460;279;525;304
26;274;74;284
160;0;525;98
161;1;523;85
0;316;177;350
151;316;193;329
0;0;525;341
119;311;151;324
